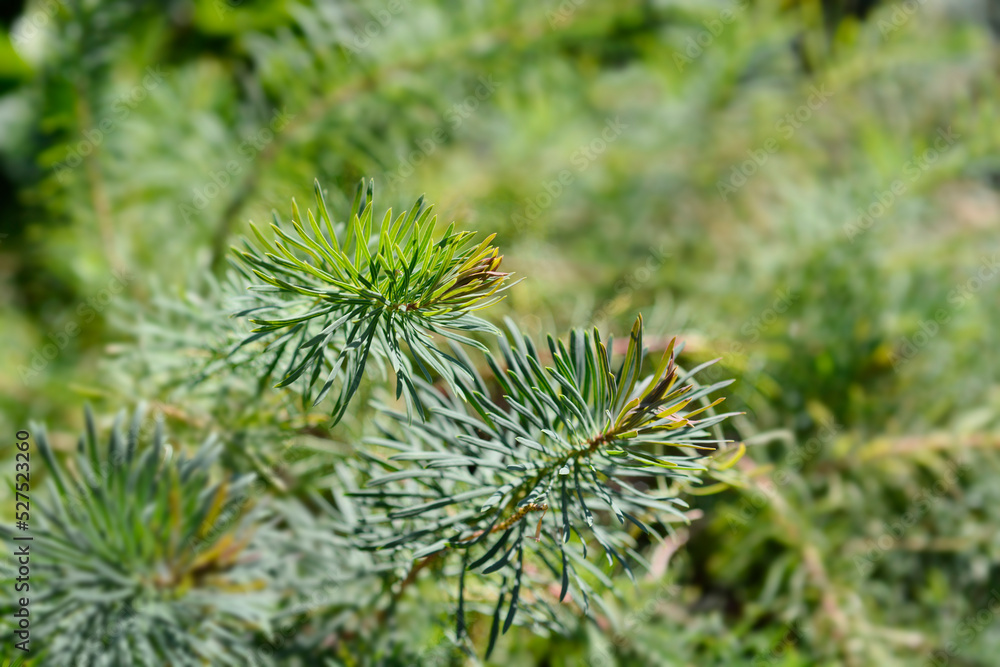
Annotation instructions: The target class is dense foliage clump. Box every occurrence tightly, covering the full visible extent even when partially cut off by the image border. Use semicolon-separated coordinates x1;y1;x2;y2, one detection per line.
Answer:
2;0;1000;665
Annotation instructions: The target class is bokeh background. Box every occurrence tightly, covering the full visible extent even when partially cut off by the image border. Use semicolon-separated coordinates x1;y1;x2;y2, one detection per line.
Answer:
3;0;1000;664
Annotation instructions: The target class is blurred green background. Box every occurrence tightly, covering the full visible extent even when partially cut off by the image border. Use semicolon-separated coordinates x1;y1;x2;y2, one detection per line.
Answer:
3;0;1000;664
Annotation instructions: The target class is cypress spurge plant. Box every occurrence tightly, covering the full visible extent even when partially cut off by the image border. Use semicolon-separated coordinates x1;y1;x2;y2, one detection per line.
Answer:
18;179;740;664
352;316;737;654
227;179;742;657
232;179;512;423
0;406;276;667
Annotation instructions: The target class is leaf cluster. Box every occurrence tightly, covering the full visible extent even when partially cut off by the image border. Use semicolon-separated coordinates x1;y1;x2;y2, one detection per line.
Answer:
0;407;277;667
232;179;512;423
346;315;738;655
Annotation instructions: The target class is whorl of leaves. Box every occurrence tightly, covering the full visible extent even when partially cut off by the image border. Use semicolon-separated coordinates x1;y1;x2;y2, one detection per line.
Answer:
350;314;738;655
0;406;275;667
231;179;512;423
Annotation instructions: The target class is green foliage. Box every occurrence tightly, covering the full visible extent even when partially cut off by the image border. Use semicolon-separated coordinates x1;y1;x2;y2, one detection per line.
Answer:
351;314;737;655
4;0;1000;665
0;406;276;666
233;179;511;423
220;182;739;658
2;175;738;663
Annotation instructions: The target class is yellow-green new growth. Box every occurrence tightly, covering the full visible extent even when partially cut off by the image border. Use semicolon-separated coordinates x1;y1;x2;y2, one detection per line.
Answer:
231;178;513;423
